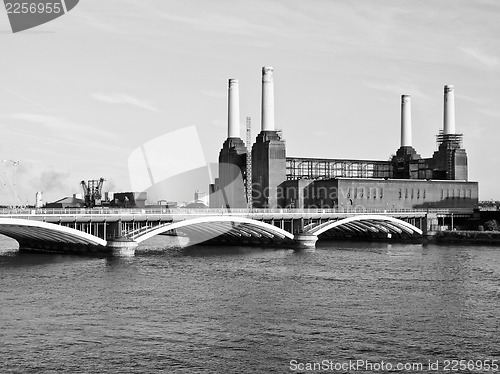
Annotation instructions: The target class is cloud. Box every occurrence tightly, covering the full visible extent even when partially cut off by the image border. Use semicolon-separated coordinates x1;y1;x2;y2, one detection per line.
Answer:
362;81;428;99
0;162;74;206
35;170;73;193
199;89;226;99
1;87;51;111
8;113;84;131
460;47;499;68
155;10;280;38
92;92;160;112
476;107;500;118
4;113;116;147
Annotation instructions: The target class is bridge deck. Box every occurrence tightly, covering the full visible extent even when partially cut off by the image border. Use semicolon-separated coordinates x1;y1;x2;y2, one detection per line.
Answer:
0;208;469;254
0;207;471;223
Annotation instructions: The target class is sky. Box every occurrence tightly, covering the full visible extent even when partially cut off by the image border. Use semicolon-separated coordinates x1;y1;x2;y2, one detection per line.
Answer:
0;0;499;206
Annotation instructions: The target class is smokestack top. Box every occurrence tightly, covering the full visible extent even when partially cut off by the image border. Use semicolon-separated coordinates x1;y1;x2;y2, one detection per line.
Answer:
444;84;454;93
229;78;238;85
262;66;274;83
401;94;411;103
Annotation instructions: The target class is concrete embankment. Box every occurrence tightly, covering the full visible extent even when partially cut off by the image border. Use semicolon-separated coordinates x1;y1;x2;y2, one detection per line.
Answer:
433;230;500;245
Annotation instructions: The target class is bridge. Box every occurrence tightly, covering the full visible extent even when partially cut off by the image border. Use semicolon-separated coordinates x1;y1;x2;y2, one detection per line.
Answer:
0;207;469;255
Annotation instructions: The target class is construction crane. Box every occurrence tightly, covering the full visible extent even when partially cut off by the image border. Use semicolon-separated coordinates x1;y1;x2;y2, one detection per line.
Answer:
81;178;105;207
246;117;252;209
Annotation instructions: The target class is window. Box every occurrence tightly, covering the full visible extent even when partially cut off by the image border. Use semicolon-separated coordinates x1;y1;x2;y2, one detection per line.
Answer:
357;187;364;198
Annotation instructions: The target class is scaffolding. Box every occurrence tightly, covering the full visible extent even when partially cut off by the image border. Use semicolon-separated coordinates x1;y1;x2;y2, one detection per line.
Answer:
436;131;463;149
285;157;391;180
246;117;252;209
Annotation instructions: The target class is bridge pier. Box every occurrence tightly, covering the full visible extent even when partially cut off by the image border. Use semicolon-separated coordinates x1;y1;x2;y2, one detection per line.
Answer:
423;213;439;237
106;238;138;257
293;233;318;249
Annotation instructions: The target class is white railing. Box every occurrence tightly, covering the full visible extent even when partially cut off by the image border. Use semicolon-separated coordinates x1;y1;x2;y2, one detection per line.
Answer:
0;207;469;217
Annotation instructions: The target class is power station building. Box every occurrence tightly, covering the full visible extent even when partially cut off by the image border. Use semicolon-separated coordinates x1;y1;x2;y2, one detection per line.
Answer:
210;67;478;211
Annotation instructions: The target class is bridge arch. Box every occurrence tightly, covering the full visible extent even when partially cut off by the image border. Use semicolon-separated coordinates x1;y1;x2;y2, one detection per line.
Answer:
307;215;423;238
134;216;294;244
0;218;107;247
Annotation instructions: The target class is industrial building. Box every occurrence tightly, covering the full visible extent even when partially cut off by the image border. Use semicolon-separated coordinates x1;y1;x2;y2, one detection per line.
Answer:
210;67;478;211
45;194;85;209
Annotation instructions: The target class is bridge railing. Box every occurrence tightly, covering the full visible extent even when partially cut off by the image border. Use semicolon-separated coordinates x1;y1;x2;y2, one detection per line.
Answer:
0;207;471;216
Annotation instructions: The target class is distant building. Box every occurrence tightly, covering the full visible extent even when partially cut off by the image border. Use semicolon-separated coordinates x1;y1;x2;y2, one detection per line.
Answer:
111;192;147;208
279;178;477;210
194;190;209;206
210;68;478;211
156;200;178;208
45;194;85;208
35;192;43;208
185;202;208;208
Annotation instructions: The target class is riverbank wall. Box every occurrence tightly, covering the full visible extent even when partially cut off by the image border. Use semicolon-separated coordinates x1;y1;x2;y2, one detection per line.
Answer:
433;230;500;245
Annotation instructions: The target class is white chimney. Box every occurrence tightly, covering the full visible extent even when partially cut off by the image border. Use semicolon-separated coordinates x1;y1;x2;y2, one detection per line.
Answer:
401;95;412;147
443;85;456;135
227;79;240;138
261;66;275;131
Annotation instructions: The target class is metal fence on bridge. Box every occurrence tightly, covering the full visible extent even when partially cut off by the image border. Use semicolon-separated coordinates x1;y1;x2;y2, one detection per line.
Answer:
0;207;472;217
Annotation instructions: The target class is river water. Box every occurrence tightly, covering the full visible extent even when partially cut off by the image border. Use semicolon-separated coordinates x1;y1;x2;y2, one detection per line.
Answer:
1;235;499;373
